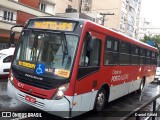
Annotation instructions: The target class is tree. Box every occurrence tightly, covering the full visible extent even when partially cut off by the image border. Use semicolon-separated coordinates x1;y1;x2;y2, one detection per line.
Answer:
140;34;160;51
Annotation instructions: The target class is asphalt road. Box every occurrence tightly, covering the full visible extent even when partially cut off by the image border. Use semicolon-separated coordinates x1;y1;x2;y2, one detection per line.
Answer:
0;78;160;120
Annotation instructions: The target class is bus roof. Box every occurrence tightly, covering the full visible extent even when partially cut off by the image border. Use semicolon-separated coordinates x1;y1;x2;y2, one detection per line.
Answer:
27;16;86;24
84;20;158;52
27;17;158;52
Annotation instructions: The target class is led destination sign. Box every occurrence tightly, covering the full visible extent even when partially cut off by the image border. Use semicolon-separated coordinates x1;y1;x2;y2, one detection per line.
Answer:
27;20;76;31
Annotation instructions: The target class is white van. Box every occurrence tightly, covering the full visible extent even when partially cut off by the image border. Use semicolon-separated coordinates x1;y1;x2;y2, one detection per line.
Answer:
0;47;15;75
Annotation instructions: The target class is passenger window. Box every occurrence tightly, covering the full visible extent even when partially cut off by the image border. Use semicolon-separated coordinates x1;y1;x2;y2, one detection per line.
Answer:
146;58;150;65
120;42;130;54
146;50;151;65
146;50;151;57
131;45;139;65
152;52;156;58
140;48;146;65
78;32;102;80
119;42;131;65
151;52;157;65
79;33;101;67
104;37;119;65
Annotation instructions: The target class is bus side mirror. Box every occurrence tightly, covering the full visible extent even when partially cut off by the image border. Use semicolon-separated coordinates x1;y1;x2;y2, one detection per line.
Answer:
10;31;15;47
10;24;23;47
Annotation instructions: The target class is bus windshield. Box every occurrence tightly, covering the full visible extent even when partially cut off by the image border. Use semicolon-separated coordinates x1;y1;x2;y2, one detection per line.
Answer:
13;30;78;79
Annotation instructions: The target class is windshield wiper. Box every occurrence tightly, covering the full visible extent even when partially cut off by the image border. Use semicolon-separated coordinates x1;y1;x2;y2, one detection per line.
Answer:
61;32;68;66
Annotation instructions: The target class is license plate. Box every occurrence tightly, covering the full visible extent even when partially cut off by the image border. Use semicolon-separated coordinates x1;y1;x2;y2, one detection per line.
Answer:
25;95;36;103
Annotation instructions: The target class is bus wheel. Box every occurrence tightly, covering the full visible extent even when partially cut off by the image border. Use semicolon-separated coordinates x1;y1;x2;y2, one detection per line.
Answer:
138;78;145;93
94;88;106;111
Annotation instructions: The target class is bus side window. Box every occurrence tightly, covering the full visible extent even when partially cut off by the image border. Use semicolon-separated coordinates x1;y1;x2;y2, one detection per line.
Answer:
131;45;140;65
119;41;131;65
88;38;101;66
104;37;119;65
140;48;146;65
79;39;87;66
79;33;101;67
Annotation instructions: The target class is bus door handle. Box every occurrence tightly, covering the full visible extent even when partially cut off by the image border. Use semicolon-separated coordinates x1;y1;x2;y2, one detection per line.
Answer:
92;80;97;88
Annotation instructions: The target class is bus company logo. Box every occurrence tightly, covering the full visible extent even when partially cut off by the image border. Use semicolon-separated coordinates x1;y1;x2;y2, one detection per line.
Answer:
111;70;129;82
25;74;43;81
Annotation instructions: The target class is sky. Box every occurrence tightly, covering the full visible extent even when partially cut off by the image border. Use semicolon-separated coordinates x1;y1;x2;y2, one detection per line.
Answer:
140;0;160;26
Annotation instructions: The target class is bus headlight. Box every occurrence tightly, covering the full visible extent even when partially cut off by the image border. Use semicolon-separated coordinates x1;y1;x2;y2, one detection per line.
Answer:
53;84;69;100
8;71;14;85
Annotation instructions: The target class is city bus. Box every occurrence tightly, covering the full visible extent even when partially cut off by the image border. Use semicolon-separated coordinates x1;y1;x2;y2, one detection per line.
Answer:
7;17;158;118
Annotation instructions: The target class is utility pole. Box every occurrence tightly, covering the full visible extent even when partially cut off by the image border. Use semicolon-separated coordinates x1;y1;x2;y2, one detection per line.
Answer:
79;0;83;13
100;13;114;26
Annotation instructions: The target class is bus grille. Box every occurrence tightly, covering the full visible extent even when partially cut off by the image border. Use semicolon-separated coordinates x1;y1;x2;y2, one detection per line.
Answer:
18;94;45;109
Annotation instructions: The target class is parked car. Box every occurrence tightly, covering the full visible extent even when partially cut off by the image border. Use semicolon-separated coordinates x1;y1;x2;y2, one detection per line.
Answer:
0;47;15;76
155;67;160;82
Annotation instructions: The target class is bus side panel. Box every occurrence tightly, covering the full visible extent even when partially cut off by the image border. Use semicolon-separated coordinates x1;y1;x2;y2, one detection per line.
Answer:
72;24;107;112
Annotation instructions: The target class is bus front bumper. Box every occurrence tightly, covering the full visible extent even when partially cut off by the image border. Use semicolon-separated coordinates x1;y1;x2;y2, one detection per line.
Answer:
7;81;71;118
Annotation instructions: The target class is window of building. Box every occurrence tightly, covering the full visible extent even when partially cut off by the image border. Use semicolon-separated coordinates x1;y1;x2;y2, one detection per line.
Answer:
127;24;134;32
3;11;13;21
39;3;46;12
104;37;119;65
68;5;71;8
125;4;128;10
120;24;122;30
121;12;124;20
122;2;125;8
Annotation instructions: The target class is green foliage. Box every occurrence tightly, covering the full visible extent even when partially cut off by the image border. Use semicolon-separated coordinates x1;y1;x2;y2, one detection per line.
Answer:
140;35;160;50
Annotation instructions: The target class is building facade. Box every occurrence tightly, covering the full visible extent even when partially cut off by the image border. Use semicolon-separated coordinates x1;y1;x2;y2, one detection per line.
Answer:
138;18;160;40
55;0;80;13
81;0;142;38
0;0;56;49
55;0;142;38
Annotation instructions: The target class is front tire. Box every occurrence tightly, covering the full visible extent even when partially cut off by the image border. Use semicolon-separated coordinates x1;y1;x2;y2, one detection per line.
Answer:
94;88;106;111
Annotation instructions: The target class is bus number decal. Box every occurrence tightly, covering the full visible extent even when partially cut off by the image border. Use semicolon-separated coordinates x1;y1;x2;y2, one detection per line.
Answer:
18;82;24;88
54;69;70;78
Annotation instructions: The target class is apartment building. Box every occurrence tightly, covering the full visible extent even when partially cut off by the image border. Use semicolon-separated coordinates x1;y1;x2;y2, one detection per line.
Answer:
138;18;160;40
81;0;141;38
81;0;92;13
55;0;142;38
55;0;80;13
0;0;56;49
